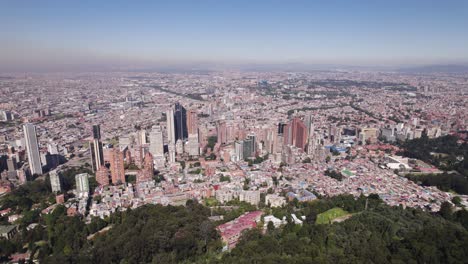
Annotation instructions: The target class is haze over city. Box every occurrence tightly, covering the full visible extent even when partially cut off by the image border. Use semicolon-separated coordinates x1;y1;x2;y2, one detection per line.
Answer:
0;1;467;263
1;0;468;71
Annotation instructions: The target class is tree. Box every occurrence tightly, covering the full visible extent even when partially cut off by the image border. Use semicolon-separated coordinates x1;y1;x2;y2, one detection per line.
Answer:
452;196;462;207
267;221;275;232
439;201;453;220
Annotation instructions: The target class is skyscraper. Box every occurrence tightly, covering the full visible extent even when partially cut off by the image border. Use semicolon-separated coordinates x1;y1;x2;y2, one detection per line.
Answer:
23;123;43;175
137;152;153;183
243;135;256;158
92;124;101;140
90;125;104;172
149;125;164;158
106;148;126;184
217;121;227;145
174;103;188;141
75;173;89;194
187;109;199;136
235;141;244;161
49;169;62;193
95;166;110;186
284;118;307;151
166;108;176;144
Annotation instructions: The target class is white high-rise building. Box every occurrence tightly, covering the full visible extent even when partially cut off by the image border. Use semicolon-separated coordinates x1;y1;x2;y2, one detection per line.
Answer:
168;143;176;163
166;109;175;144
186;134;200;156
75;173;90;194
49;169;62;193
149;126;164;158
235;141;244;161
23;123;43;175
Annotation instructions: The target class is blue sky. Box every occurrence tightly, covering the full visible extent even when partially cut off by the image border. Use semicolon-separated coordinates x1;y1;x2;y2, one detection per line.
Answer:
1;0;468;70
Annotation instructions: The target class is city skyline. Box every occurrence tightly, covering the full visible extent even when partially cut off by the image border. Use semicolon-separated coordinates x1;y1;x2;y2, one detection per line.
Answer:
1;0;468;71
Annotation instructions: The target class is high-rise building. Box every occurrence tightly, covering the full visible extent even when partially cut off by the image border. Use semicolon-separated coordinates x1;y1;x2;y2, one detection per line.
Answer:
92;125;101;140
187;109;198;136
284;118;307;151
243;135;256;158
166;108;176;144
106;148;126;184
6;157;17;172
235;141;244;161
75;173;89;194
23;123;43;175
149;126;164;158
90;125;104;172
95;166;110;186
174;103;188;141
217;121;227;145
168;143;176;163
137;152;153;183
49;169;62;193
186;134;200;156
90;139;104;172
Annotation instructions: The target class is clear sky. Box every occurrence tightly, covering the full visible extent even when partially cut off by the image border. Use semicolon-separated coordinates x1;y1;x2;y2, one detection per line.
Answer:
1;0;468;70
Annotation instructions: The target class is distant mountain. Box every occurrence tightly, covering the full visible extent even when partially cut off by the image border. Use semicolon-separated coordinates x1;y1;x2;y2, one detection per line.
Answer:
398;64;468;74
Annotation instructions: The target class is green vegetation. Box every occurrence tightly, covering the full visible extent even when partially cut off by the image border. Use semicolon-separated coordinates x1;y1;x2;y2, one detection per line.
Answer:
2;191;468;263
316;207;350;224
206;136;217;151
0;179;53;214
399;135;467;176
406;172;468;194
324;169;344;181
189;168;202;174
60;166;95;193
211;195;468;264
204;197;218;207
219;175;230;182
399;135;468;194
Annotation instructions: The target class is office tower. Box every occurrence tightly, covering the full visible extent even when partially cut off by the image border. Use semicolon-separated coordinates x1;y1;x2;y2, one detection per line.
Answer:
217;121;227;145
75;173;90;194
137;152;153;183
149;126;164;158
278;122;287;135
187;134;200;156
90;125;104;172
284;118;307;151
139;129;148;145
106;148;126;184
49;169;62;193
166;108;176;144
304;115;313;134
168;143;176;163
23;123;43;175
0;155;7;173
6;157;17;172
92;125;101;140
90;139;104;172
187;109;198;135
130;143;144;168
243;135;256;158
235;141;244;161
95;166;110;186
174;103;188;141
175;139;184;155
